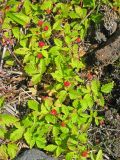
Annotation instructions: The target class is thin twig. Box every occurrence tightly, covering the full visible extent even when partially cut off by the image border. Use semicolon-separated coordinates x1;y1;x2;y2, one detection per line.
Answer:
103;154;110;160
19;88;38;103
4;104;19;116
103;142;115;157
7;47;23;68
0;46;7;69
79;6;97;26
101;127;120;132
8;70;23;75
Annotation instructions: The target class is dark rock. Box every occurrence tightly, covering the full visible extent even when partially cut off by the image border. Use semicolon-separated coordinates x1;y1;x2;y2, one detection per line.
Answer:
95;26;120;66
15;148;56;160
86;25;120;67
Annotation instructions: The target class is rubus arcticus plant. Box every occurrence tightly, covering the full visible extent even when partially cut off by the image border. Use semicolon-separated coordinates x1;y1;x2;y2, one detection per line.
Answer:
0;0;116;159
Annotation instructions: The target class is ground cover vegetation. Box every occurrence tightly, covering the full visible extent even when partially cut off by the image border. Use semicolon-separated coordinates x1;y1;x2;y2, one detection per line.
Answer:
0;0;119;159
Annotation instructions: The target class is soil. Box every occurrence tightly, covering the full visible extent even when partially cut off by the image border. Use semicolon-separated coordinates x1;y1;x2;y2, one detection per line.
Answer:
88;60;120;160
86;6;120;159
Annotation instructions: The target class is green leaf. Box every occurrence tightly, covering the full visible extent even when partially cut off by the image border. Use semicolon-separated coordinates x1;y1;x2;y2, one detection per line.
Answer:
64;23;70;34
60;127;69;134
12;27;20;40
96;150;103;160
53;126;59;137
53;20;62;30
24;129;32;145
79;27;86;39
84;94;94;108
68;137;78;145
98;93;105;107
24;129;35;148
78;133;87;143
71;58;85;69
55;83;63;91
83;0;96;8
72;44;78;54
6;12;27;26
42;50;48;58
44;97;53;108
75;6;87;18
31;74;42;84
24;0;31;14
71;125;78;135
2;17;11;29
95;117;99;126
45;114;56;124
69;90;81;100
7;143;18;159
54;38;62;47
72;99;80;108
57;90;67;103
56;146;64;157
91;13;103;24
28;100;39;111
49;46;60;55
40;104;48;115
67;137;78;151
101;82;114;93
66;152;75;160
0;128;6;139
71;113;78;123
24;62;38;76
61;105;69;117
65;36;71;45
90;151;96;160
91;79;100;96
41;0;52;10
69;11;79;18
0;96;5;108
55;137;62;146
14;12;30;24
14;48;30;55
0;114;18;126
10;126;25;142
5;60;14;66
0;144;8;160
38;59;47;74
51;70;63;82
35;137;46;149
44;144;57;152
80;99;88;110
20;38;28;48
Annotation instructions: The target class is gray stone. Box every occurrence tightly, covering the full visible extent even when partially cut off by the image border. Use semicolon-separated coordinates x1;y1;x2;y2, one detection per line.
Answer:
15;148;56;160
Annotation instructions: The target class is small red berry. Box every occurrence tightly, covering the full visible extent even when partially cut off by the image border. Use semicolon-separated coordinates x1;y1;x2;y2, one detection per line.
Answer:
5;5;10;11
46;9;51;14
87;72;93;80
81;151;89;157
50;109;57;115
76;37;81;43
38;41;45;48
38;20;43;26
99;120;105;126
64;81;71;87
41;96;49;100
44;26;49;31
37;53;43;59
61;122;66;127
